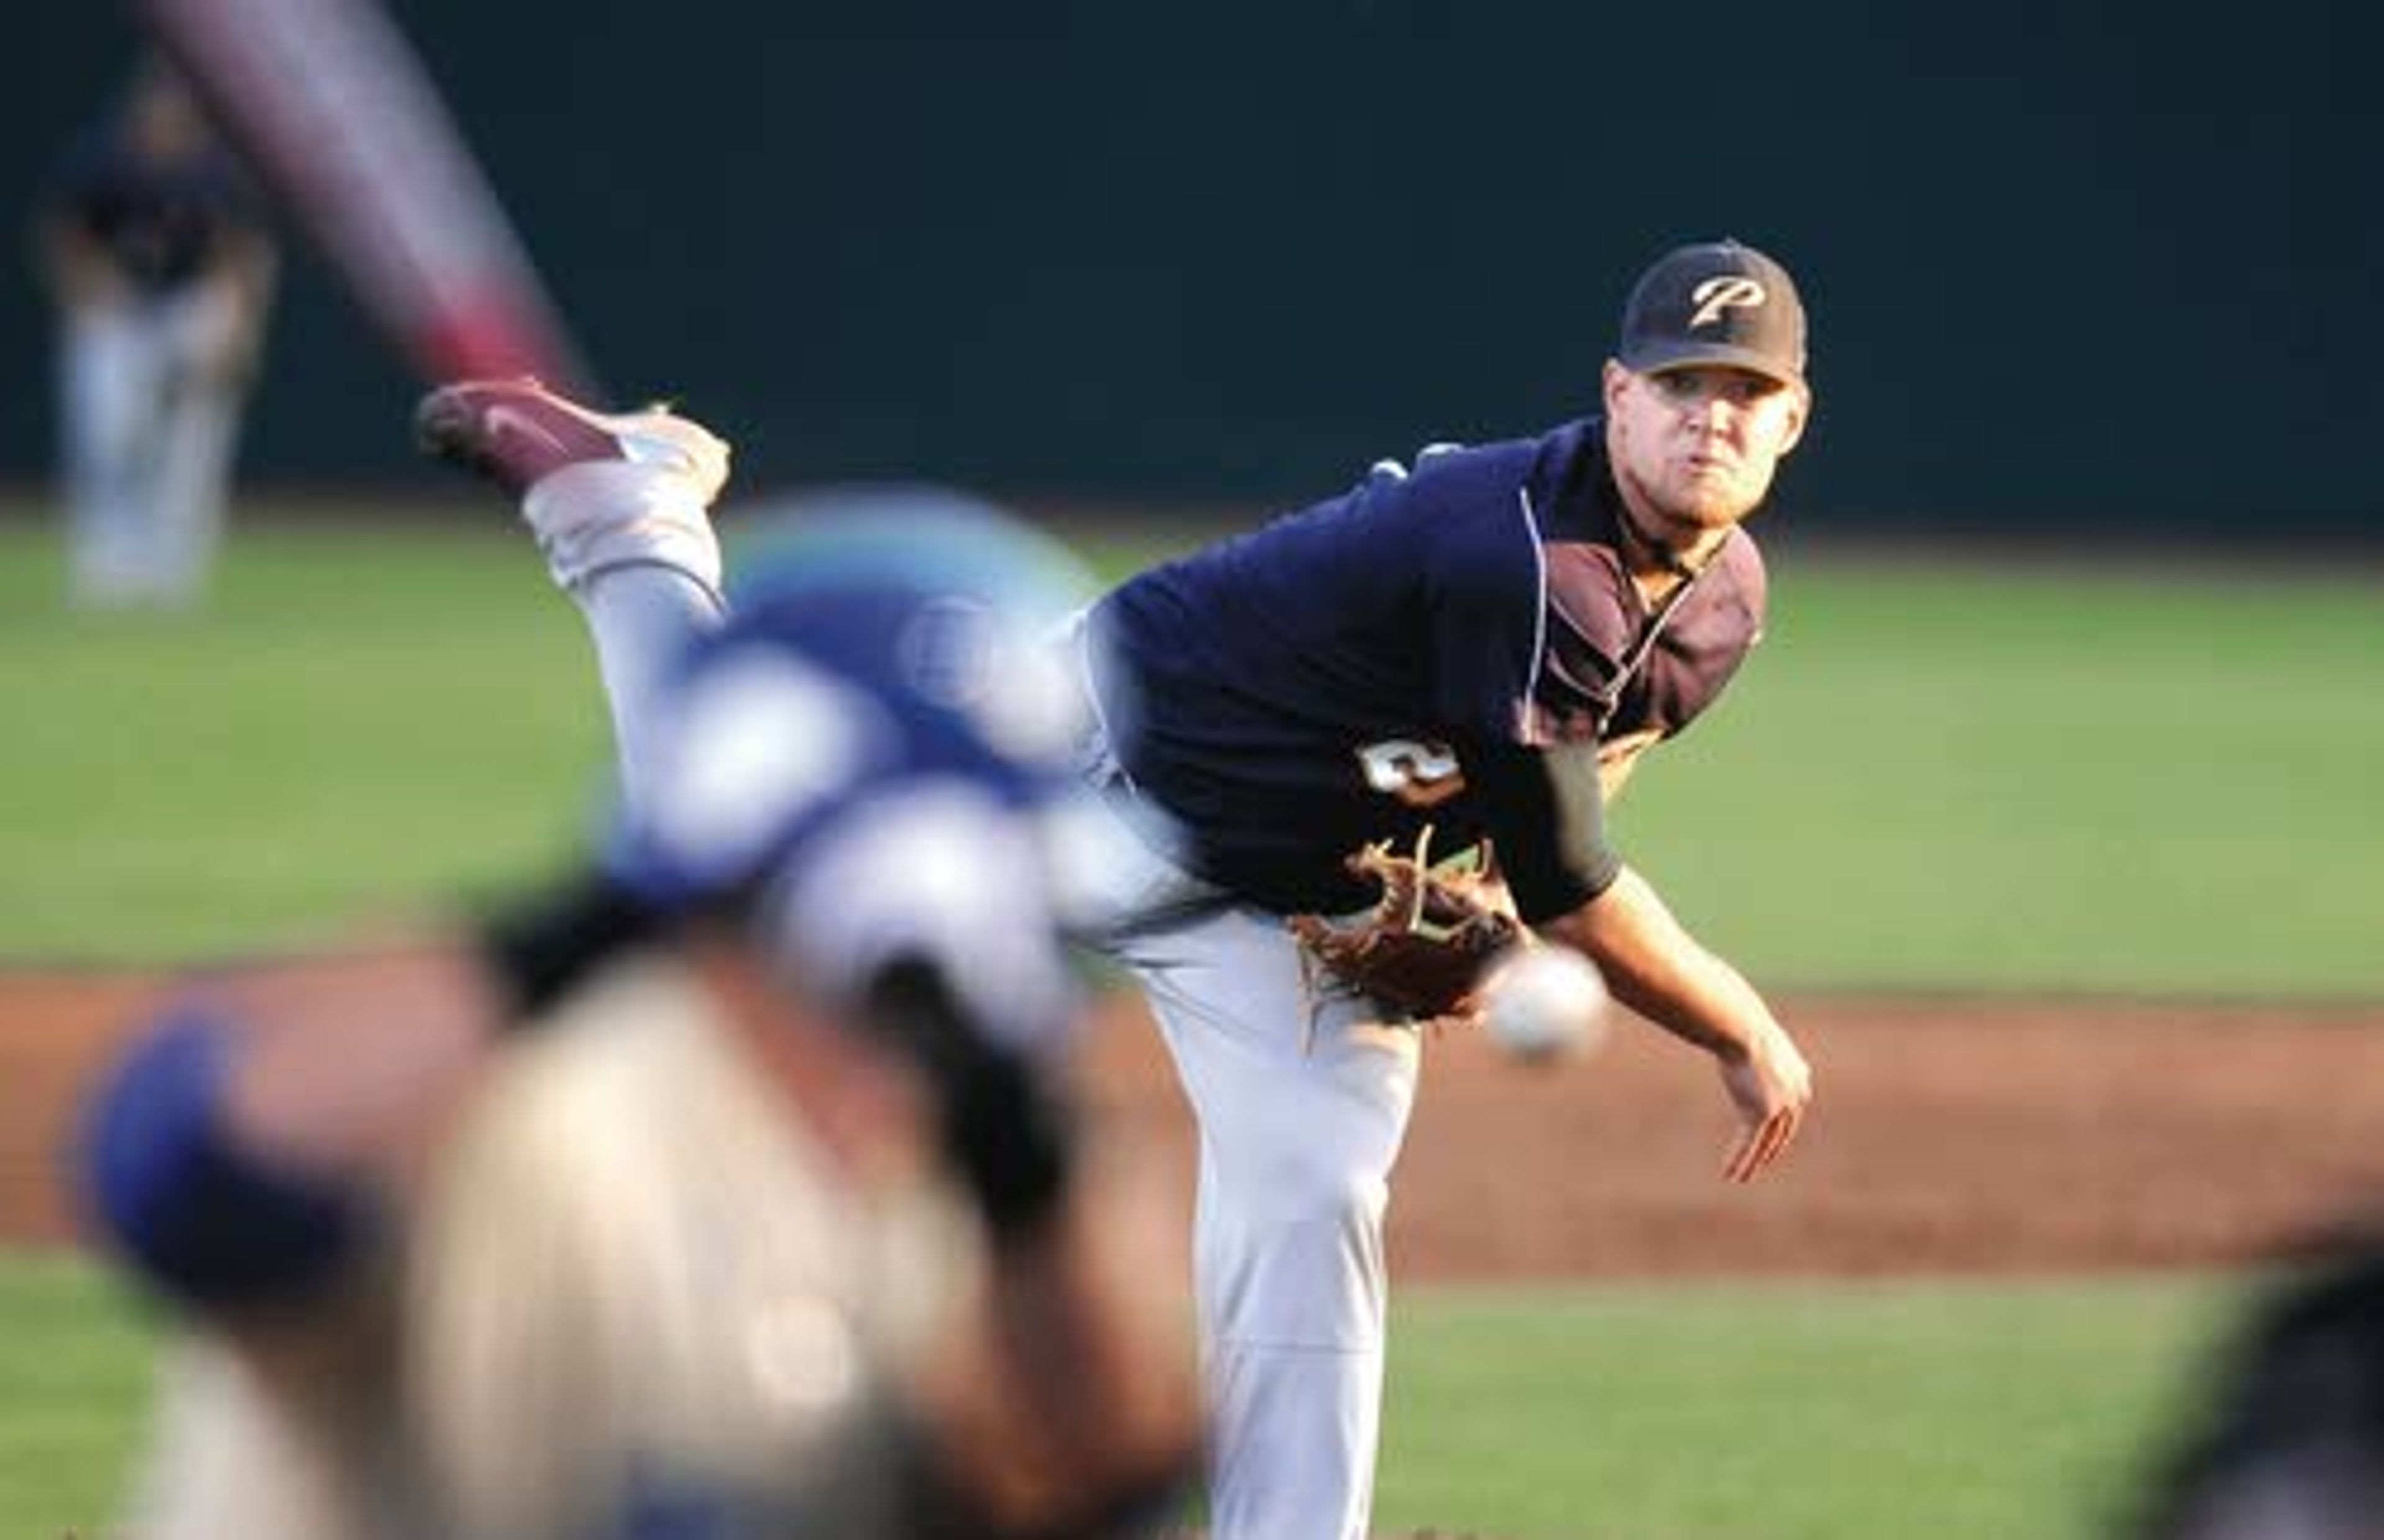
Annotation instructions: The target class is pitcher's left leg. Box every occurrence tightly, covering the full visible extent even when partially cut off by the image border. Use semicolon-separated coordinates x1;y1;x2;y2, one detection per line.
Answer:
1116;904;1419;1540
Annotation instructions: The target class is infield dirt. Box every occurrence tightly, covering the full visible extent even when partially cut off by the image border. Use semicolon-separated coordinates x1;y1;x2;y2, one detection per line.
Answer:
9;970;2384;1276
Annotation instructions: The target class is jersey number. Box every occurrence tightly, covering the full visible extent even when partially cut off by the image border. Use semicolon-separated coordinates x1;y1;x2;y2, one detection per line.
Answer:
1357;738;1467;809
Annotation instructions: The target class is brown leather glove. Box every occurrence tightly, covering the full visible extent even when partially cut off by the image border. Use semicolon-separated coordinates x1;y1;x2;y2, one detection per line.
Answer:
1288;832;1523;1024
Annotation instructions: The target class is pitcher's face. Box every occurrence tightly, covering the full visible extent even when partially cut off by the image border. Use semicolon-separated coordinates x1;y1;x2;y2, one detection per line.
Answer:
1603;362;1808;540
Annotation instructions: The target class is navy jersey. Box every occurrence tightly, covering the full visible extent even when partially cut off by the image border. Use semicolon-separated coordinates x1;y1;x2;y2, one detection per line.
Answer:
43;127;263;295
1090;418;1764;920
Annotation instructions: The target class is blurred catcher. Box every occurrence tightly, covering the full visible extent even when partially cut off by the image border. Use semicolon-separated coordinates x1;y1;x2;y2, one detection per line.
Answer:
73;405;1199;1538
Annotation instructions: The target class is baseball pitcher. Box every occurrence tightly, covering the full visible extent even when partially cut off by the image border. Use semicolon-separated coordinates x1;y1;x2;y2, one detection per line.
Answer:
1058;240;1820;1538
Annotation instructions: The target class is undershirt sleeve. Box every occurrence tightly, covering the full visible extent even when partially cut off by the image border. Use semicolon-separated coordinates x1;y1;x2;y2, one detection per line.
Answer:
1461;737;1623;924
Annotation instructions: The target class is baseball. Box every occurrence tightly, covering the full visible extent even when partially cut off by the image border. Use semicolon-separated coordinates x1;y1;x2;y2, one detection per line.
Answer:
1480;945;1610;1064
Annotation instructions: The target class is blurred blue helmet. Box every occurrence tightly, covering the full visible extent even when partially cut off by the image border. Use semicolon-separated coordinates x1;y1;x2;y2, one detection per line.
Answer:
607;488;1108;1053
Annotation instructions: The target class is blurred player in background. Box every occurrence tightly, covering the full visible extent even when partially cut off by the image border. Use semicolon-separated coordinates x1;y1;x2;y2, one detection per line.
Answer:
74;408;1199;1538
32;60;276;611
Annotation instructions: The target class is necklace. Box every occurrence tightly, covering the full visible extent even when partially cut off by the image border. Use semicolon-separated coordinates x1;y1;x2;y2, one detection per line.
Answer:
1613;502;1705;582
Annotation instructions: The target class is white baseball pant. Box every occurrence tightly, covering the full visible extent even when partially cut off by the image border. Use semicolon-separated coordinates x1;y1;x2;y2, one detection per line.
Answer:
56;287;251;608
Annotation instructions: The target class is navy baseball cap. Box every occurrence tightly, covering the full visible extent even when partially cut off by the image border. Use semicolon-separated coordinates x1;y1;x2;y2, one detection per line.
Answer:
1617;240;1808;387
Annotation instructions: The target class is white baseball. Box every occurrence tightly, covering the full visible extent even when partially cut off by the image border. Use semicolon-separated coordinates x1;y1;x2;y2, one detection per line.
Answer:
1480;945;1611;1064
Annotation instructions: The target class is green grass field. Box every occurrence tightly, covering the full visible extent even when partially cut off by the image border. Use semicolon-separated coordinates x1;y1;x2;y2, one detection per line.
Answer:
4;514;2377;991
0;1251;158;1539
1376;1276;2253;1539
0;512;616;960
1619;554;2384;999
0;507;2373;1536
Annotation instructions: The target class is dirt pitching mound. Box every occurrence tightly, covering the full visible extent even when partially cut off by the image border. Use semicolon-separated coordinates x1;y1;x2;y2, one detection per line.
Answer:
10;971;2384;1276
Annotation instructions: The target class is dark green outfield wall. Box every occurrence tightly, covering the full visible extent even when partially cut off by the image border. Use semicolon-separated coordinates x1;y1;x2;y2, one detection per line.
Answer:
7;4;2380;539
